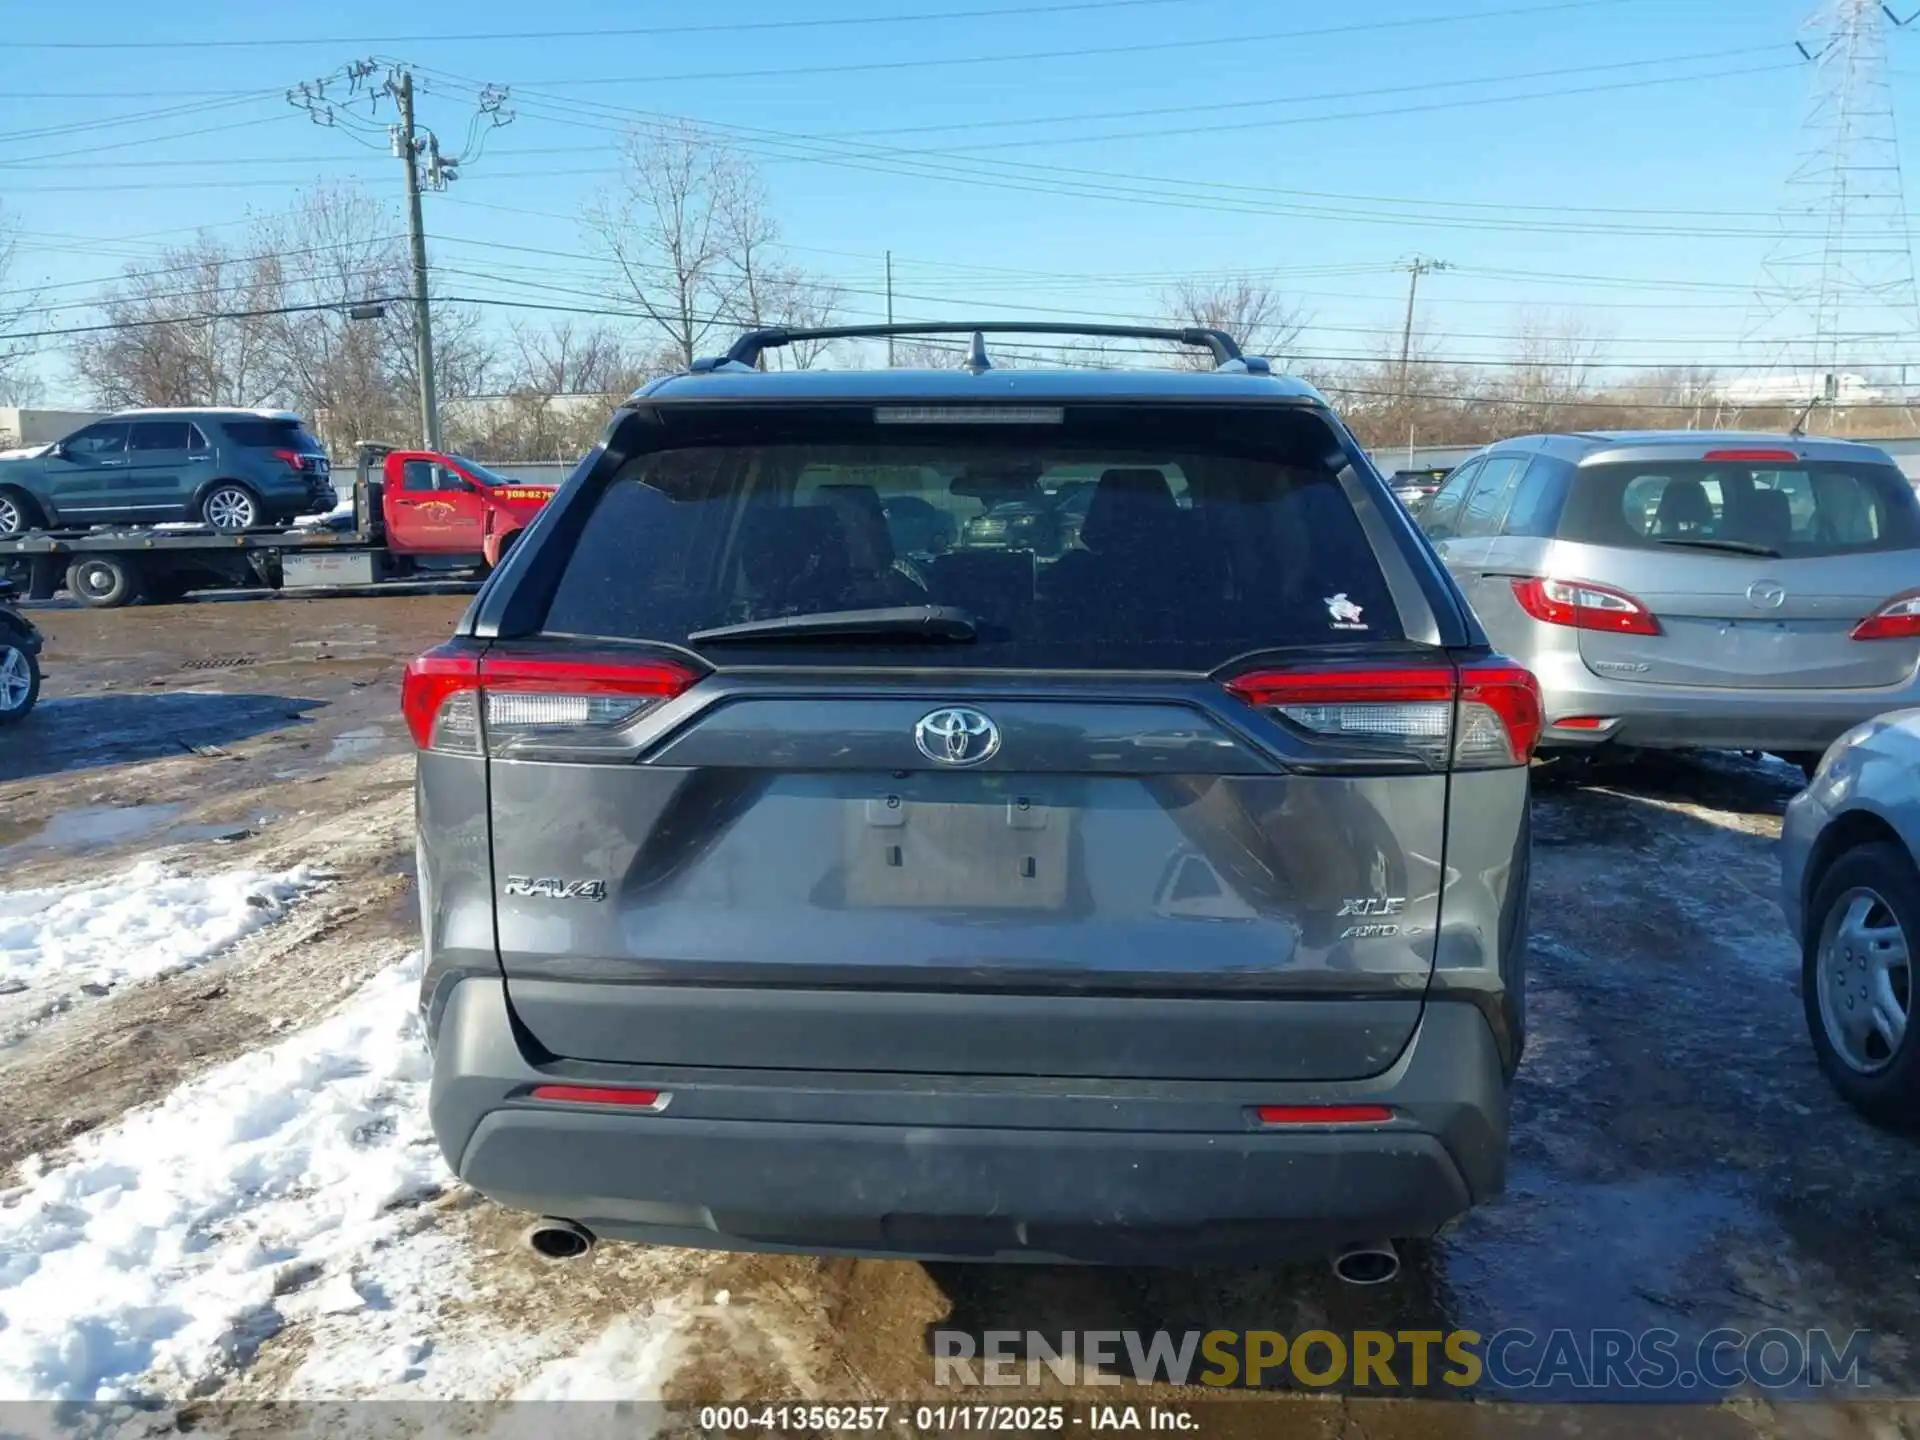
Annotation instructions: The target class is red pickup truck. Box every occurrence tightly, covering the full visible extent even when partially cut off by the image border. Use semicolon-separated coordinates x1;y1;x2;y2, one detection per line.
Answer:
0;445;560;607
378;450;557;570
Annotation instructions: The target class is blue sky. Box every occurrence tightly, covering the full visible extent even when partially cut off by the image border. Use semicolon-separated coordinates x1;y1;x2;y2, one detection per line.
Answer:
0;0;1908;396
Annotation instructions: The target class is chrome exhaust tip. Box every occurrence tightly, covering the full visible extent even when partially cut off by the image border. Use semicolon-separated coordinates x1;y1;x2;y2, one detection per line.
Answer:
1331;1239;1400;1285
525;1217;596;1261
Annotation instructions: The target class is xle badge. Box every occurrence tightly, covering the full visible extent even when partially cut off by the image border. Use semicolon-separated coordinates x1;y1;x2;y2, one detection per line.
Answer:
504;876;608;902
1338;895;1405;940
1325;593;1369;631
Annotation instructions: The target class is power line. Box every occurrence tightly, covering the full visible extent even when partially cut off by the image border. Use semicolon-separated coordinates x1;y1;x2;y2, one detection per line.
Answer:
0;295;409;343
460;0;1656;87
0;88;286;146
440;72;1850;241
815;43;1784;142
3;0;1229;49
0;109;304;168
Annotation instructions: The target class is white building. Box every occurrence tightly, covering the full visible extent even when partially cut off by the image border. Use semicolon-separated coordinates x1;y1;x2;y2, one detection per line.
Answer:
1714;372;1885;407
0;407;104;447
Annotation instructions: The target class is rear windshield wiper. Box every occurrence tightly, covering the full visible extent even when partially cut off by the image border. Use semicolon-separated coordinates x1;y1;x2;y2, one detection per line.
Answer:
688;605;979;644
1653;536;1782;558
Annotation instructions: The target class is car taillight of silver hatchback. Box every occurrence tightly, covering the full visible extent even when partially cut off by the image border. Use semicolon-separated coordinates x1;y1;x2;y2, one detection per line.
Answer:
1225;659;1543;769
402;647;701;759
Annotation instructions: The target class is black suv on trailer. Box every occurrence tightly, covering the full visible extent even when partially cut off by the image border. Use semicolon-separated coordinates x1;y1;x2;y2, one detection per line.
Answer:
408;323;1537;1271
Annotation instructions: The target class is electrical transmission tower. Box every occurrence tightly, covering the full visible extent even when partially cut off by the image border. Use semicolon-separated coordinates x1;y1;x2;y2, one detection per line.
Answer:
291;63;514;450
1725;0;1920;433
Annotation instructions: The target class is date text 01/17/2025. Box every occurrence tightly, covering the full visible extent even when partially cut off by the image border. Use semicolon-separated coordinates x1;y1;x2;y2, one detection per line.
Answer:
696;1405;1200;1433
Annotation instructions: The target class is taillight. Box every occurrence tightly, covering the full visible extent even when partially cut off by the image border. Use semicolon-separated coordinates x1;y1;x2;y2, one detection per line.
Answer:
1703;448;1797;462
400;645;700;757
272;447;304;471
1224;658;1541;770
1511;576;1661;636
400;649;480;751
1851;591;1920;640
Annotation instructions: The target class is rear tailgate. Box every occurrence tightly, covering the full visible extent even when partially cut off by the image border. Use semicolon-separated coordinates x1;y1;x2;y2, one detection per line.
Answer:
1557;453;1920;689
452;401;1496;1083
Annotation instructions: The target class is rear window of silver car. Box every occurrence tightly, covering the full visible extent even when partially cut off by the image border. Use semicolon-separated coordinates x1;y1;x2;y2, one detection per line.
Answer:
1557;460;1920;557
540;407;1404;669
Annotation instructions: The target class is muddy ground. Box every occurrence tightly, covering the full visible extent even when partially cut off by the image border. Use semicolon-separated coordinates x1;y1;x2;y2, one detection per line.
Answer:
4;589;1920;1434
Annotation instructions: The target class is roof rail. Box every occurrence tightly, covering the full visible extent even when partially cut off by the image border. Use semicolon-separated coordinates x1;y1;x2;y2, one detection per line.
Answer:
715;321;1245;371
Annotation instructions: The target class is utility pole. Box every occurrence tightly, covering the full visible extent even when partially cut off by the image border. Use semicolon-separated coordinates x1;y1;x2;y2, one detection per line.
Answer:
1397;256;1449;406
291;62;514;450
885;250;895;366
394;72;440;451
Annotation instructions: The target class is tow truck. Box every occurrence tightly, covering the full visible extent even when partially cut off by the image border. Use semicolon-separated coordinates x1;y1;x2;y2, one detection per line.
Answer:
0;445;558;607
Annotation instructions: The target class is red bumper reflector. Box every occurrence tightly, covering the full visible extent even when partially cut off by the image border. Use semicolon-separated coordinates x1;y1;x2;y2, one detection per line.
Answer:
1552;716;1612;730
1255;1103;1393;1125
529;1085;663;1107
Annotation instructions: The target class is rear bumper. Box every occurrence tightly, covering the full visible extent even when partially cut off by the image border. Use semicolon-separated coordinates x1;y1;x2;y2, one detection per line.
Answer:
1534;661;1920;753
427;980;1510;1263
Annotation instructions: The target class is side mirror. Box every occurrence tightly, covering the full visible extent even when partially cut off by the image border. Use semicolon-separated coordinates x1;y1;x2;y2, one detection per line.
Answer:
47;442;67;460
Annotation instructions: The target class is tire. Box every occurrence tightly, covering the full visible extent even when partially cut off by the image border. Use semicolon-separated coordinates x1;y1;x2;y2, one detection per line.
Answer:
0;488;42;536
0;635;38;725
66;554;145;609
200;483;262;532
1803;841;1920;1129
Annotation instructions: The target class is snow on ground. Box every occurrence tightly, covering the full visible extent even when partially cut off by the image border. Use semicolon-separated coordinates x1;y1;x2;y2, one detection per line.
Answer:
0;862;313;1029
0;947;719;1410
0;953;438;1401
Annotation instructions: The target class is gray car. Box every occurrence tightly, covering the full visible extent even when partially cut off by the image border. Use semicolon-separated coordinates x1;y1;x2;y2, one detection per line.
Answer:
406;322;1538;1272
0;408;335;534
1781;714;1920;1126
1420;432;1920;773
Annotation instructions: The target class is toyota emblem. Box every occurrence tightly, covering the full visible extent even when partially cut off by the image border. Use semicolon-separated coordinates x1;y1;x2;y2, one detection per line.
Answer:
1747;580;1787;610
914;707;1001;766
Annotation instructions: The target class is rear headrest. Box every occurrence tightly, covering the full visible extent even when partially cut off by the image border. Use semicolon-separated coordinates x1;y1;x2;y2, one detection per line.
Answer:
1081;467;1179;553
737;506;849;597
1740;487;1794;548
814;484;895;571
1654;478;1712;532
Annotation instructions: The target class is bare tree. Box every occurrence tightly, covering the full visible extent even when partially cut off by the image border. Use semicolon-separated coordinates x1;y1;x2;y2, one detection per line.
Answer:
445;319;668;460
1159;277;1308;370
71;234;285;409
890;337;966;368
249;182;492;450
0;211;41;405
1498;309;1609;431
585;122;745;368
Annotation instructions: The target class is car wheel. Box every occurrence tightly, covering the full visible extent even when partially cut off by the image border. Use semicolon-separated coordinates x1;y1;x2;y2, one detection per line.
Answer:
201;484;262;531
0;638;37;724
66;555;145;609
0;489;41;536
1804;841;1920;1129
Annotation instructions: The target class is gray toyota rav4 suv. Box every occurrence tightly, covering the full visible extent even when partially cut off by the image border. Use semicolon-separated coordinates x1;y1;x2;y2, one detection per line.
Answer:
408;323;1538;1271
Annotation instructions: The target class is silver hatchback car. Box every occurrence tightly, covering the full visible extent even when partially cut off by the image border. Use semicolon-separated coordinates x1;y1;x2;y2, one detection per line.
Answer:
1781;711;1920;1126
1420;431;1920;770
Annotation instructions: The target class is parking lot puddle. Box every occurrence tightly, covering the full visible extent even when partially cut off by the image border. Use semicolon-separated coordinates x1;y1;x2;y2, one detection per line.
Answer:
0;801;186;858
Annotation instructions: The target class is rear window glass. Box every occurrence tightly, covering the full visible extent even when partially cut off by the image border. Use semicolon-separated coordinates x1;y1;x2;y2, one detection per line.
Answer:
222;419;323;451
540;407;1402;669
1558;459;1920;557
